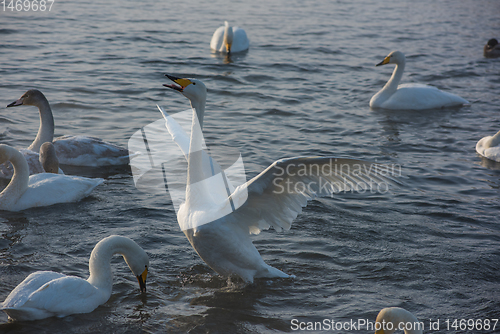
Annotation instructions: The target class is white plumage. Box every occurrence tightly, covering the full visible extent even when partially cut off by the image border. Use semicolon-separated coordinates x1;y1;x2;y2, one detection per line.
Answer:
5;89;135;170
0;144;103;211
370;51;469;110
375;307;423;334
1;235;148;321
210;21;249;54
476;130;500;162
162;75;398;283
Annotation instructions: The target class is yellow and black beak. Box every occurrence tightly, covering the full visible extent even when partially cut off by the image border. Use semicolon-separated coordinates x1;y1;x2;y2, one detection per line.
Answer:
226;42;232;54
163;74;193;92
376;56;391;67
136;266;148;293
7;98;23;108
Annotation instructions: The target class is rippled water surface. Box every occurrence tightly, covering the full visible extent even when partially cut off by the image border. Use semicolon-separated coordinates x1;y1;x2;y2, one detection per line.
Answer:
1;0;499;333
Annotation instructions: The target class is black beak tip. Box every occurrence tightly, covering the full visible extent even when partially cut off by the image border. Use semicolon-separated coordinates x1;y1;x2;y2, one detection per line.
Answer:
165;74;179;82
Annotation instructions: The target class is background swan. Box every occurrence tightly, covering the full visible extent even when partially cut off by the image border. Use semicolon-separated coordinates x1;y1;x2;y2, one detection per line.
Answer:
1;235;148;321
39;142;63;174
375;307;423;334
162;75;398;283
484;38;500;58
0;144;104;211
476;130;500;162
6;89;135;167
210;21;249;54
370;51;469;110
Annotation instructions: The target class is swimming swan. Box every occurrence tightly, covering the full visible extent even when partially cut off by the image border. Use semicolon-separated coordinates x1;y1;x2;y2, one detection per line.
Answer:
0;144;104;211
210;21;249;54
375;307;423;334
162;75;398;283
370;51;469;110
476;130;500;162
6;89;135;167
39;142;62;174
484;38;500;58
1;235;148;321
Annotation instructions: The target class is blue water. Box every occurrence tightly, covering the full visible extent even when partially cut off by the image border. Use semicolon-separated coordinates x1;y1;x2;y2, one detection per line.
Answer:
0;0;499;333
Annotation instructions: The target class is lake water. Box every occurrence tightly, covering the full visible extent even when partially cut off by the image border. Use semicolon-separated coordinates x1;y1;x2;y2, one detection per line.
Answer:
1;0;499;333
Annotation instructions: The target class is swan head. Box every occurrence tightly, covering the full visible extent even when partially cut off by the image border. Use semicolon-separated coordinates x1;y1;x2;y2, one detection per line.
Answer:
163;74;207;105
122;243;149;294
375;307;422;334
39;142;59;174
376;51;405;67
223;21;234;53
7;89;47;108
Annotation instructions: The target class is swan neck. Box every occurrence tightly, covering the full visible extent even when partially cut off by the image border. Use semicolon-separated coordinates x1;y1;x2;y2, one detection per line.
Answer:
87;237;137;293
187;103;205;184
0;147;29;209
184;102;209;208
190;99;205;129
383;61;405;95
28;98;55;152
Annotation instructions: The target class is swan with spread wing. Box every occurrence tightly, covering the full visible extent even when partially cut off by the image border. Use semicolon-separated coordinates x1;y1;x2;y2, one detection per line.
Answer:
162;75;398;283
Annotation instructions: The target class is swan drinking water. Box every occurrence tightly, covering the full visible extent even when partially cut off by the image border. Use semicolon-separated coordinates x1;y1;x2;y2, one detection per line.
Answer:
162;74;398;283
0;144;103;211
6;89;135;167
210;21;249;54
370;51;469;110
476;130;500;162
1;235;148;321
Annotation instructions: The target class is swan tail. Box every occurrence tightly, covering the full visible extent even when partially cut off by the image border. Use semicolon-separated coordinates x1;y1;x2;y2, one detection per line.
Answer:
2;306;54;321
255;264;291;280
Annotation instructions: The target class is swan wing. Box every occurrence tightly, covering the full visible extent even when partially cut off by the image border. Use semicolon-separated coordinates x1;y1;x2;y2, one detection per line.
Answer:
157;105;236;192
53;135;134;166
3;273;102;320
11;173;103;211
210;26;225;51
232;27;249;52
476;136;500;162
383;84;468;110
230;156;399;234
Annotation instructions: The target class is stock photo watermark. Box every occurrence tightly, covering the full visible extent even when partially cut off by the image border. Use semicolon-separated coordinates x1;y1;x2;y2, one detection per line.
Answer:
128;106;401;230
290;317;498;332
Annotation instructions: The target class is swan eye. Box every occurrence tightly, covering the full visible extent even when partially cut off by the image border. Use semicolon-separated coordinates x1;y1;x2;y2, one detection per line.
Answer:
192;82;196;85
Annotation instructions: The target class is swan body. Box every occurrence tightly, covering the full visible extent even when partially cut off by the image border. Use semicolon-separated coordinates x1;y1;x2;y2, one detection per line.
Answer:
375;307;423;334
6;90;135;167
476;130;500;162
163;75;398;283
1;235;148;321
484;38;500;58
0;144;104;211
370;51;469;110
210;21;249;54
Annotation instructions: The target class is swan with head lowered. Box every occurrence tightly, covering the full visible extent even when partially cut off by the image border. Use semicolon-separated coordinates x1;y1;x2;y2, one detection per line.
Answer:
5;89;135;171
210;21;249;54
370;51;469;110
0;144;103;211
375;307;423;334
162;74;399;283
1;235;148;321
476;130;500;162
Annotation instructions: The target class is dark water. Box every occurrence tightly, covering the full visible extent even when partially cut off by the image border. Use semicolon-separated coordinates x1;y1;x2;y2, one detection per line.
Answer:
1;0;499;333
